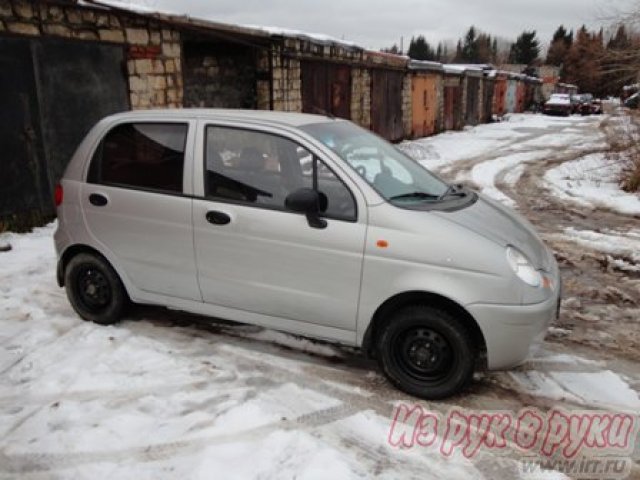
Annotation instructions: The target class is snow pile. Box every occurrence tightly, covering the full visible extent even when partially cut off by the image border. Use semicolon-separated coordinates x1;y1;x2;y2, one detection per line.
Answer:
544;153;640;215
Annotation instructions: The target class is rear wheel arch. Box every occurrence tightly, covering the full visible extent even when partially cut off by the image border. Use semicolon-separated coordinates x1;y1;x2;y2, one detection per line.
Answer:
362;291;487;367
58;245;119;288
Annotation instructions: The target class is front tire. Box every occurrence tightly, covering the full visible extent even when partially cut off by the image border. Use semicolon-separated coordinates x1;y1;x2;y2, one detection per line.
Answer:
64;253;127;325
377;305;476;399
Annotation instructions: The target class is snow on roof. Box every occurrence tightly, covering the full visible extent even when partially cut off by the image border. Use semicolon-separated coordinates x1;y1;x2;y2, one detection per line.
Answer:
87;0;361;49
408;60;444;72
443;64;466;75
443;64;489;76
87;0;271;38
243;25;360;49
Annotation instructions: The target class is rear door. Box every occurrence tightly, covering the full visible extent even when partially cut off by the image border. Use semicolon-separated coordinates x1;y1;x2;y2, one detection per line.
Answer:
192;122;367;334
81;119;201;301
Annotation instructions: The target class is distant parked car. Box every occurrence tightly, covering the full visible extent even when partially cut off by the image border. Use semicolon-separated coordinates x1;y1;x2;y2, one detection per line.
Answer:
544;94;572;116
54;109;561;400
576;94;594;115
570;95;584;114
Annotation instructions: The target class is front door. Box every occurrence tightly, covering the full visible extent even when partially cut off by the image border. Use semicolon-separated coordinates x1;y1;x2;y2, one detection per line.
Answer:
193;123;366;333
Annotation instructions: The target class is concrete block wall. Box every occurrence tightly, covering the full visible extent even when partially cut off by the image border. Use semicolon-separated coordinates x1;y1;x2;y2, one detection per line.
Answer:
435;75;445;133
351;68;371;129
272;42;302;112
401;74;412;138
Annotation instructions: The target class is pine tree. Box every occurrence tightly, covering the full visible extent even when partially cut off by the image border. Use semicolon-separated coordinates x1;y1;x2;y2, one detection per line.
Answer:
380;44;401;54
509;31;540;64
454;40;463;61
562;26;602;94
436;42;443;62
407;36;436;61
546;25;573;66
601;24;636;96
461;26;479;62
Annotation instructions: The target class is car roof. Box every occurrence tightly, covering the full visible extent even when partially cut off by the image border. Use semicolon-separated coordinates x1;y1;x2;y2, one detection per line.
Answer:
103;109;340;128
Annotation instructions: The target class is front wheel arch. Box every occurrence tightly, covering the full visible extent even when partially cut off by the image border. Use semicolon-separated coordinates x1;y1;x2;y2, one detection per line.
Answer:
362;291;487;368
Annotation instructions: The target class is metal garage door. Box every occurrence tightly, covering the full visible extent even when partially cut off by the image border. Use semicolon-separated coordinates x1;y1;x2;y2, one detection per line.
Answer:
0;36;47;228
370;69;404;142
465;77;480;126
301;61;351;119
0;36;129;229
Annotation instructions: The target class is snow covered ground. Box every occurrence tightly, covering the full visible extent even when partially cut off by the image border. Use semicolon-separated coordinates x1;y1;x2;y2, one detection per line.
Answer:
544;153;640;215
399;113;610;208
2;114;639;479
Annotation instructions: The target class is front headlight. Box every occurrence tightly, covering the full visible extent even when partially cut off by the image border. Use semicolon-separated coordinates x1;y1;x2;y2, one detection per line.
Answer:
506;246;542;287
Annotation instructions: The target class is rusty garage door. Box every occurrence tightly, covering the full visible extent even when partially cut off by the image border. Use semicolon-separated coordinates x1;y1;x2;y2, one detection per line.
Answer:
370;69;404;142
465;76;480;126
0;36;129;230
301;61;351;119
444;85;462;131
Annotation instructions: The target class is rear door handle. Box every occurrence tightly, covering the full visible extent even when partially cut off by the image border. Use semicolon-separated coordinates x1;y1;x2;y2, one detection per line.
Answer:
89;193;108;207
206;210;231;225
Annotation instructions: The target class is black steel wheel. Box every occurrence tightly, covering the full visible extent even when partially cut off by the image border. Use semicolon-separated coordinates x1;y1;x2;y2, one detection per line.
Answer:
65;253;127;325
377;305;476;399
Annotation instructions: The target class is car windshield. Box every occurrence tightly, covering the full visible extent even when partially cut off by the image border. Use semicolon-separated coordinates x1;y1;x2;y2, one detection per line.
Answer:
300;121;449;204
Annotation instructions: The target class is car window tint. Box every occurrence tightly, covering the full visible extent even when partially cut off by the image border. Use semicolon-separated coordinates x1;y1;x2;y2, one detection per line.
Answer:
205;126;356;221
91;123;187;193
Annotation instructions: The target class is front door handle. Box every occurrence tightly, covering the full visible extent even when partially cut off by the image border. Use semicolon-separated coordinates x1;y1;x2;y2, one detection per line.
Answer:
89;193;108;207
206;210;231;225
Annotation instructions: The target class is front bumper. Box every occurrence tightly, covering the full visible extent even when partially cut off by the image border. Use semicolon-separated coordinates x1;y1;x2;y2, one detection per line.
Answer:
466;284;561;370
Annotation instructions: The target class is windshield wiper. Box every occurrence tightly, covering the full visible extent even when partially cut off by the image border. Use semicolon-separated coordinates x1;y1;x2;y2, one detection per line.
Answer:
390;192;440;201
438;184;466;201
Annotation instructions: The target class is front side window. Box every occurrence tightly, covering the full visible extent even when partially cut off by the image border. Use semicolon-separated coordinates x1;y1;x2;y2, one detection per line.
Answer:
90;122;187;193
204;126;356;221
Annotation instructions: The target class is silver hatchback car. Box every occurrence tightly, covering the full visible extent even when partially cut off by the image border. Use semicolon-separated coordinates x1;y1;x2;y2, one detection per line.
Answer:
54;109;561;399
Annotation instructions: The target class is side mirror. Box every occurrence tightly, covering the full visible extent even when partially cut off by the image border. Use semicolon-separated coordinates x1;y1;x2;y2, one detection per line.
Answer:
285;188;327;229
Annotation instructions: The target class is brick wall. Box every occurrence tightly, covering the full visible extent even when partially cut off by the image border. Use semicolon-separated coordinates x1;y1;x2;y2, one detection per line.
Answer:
0;0;183;109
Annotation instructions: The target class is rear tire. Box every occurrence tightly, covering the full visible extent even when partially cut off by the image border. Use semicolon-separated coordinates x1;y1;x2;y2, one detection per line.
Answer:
377;305;476;399
64;253;127;325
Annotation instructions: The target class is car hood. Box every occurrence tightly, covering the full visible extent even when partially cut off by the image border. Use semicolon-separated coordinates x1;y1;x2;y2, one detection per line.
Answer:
432;194;551;271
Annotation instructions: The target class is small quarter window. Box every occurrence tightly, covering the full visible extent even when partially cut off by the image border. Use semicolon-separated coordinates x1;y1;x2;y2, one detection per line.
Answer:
89;122;187;193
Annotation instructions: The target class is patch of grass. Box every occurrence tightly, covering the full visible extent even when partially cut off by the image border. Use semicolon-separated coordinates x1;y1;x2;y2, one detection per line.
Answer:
604;111;640;193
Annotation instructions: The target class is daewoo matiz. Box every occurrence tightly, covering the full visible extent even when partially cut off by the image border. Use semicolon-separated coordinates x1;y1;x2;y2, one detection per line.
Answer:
54;110;561;399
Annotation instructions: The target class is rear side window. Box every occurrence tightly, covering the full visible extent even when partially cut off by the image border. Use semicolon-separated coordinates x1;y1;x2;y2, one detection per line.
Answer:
89;123;188;193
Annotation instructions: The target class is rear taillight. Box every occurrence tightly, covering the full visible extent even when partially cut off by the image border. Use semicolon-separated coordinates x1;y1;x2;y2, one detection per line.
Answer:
54;184;63;207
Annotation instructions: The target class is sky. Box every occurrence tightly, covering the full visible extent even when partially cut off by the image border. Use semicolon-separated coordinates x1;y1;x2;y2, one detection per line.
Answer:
117;0;637;51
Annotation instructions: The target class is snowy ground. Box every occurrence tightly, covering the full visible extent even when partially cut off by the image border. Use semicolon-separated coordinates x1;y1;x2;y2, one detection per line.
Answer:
2;113;640;479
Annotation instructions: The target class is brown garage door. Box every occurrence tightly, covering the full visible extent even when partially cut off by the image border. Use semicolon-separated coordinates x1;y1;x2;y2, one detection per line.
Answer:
444;85;462;131
370;69;404;142
301;61;350;119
